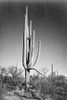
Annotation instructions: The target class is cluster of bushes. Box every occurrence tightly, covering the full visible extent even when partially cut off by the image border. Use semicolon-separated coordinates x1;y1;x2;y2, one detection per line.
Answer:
29;74;67;100
0;66;24;91
0;65;67;100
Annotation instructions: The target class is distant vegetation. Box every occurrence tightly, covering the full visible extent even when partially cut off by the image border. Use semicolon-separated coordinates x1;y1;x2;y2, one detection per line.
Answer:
0;65;67;100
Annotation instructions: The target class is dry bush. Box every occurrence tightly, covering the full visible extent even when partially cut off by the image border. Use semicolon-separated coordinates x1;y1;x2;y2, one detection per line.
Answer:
29;74;67;100
0;83;5;100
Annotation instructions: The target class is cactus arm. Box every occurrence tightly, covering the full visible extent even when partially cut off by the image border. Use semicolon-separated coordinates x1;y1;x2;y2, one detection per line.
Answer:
22;27;26;69
27;39;41;68
31;30;35;64
29;68;48;81
22;28;25;68
32;30;35;49
29;68;43;75
30;20;33;62
28;20;33;67
28;30;35;67
30;20;32;36
22;15;27;69
33;40;41;67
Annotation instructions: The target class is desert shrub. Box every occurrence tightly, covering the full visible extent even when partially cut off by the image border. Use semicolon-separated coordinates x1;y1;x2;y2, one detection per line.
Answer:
46;75;67;100
0;66;24;91
29;74;47;99
0;82;5;100
29;74;40;89
39;77;49;98
29;74;67;100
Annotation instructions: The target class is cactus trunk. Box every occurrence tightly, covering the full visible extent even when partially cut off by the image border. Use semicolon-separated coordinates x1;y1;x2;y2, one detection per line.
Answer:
25;69;30;92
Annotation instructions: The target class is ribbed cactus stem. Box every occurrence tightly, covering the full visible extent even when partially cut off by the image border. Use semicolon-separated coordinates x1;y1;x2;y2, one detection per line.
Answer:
51;64;53;74
26;6;28;20
25;6;28;37
33;30;35;49
22;28;24;66
31;30;35;65
23;26;27;68
29;20;32;58
30;20;32;36
33;40;41;67
28;30;35;67
24;7;28;67
22;6;42;92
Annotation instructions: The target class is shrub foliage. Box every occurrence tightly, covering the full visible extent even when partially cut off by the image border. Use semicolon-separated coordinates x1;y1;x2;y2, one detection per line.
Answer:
0;65;67;100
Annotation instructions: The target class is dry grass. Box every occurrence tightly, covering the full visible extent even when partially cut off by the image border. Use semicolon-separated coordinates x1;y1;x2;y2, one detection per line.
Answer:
4;95;20;100
4;95;37;100
3;90;37;100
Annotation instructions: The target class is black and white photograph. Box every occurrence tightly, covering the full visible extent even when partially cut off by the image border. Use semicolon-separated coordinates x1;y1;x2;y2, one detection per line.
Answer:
0;0;67;100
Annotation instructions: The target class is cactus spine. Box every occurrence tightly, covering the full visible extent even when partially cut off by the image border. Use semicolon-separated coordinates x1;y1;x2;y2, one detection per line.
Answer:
22;6;41;92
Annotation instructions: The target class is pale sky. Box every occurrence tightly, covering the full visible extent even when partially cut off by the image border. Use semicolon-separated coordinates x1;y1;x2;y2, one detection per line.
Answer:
0;1;67;76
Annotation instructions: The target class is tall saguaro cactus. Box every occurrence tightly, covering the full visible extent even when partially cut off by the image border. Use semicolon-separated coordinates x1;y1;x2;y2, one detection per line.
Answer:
22;6;41;92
